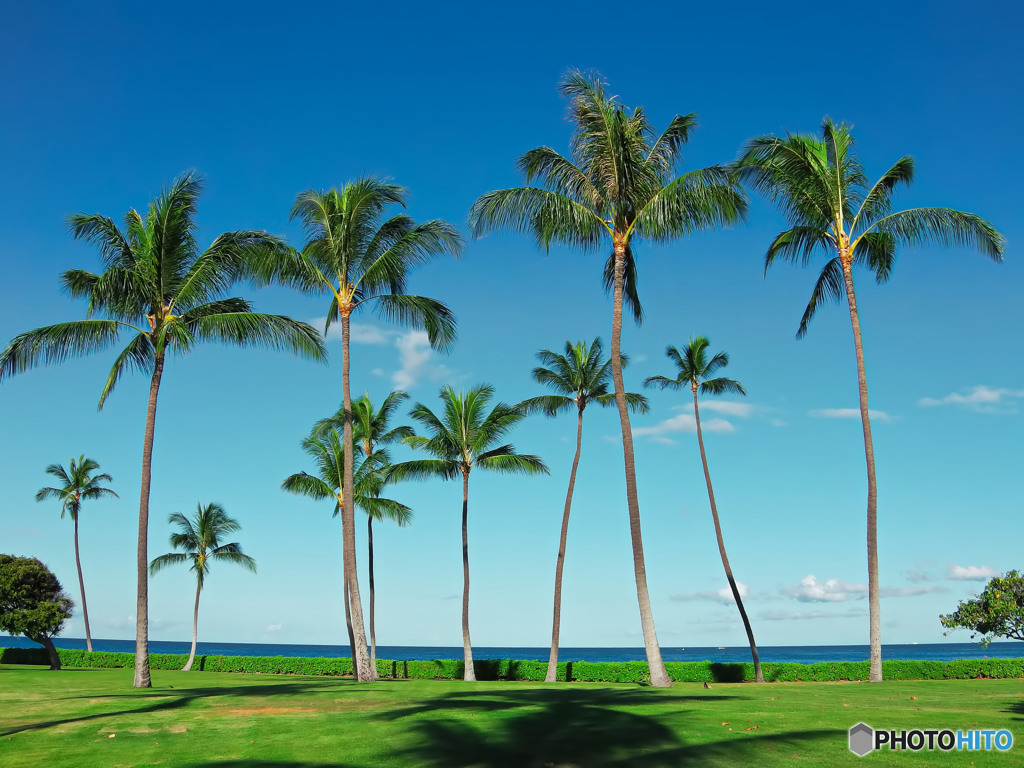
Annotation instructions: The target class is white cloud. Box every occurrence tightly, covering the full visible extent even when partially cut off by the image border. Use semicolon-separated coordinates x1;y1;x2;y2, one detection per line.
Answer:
919;385;1024;413
634;413;734;438
786;574;867;602
700;401;754;418
265;623;283;633
948;564;998;581
881;586;948;597
809;408;892;422
392;330;450;390
760;607;868;621
314;319;395;345
769;418;787;428
905;570;937;583
672;581;749;606
649;435;677;446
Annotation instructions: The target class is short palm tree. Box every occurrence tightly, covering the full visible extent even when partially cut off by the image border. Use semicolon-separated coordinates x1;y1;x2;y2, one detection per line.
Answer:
735;120;1004;682
280;179;461;681
393;384;548;681
282;428;411;675
519;338;648;682
150;503;257;671
35;455;118;652
0;172;325;687
310;391;415;669
469;71;746;686
644;337;762;682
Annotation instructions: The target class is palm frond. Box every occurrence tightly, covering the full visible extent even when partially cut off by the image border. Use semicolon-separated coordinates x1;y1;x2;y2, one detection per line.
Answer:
0;321;125;383
865;207;1005;261
764;226;836;274
851;156;915;231
149;552;189;575
796;257;845;338
468;187;608;252
632;166;748;242
388;458;460;482
281;472;335;501
188;312;327;360
97;332;154;409
516;147;602;207
372;294;457;351
602;244;643;323
476;450;549;475
701;377;747;396
517;394;575;417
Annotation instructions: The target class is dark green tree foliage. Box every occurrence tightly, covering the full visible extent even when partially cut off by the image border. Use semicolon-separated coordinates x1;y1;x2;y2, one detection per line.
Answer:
0;555;73;669
940;571;1024;645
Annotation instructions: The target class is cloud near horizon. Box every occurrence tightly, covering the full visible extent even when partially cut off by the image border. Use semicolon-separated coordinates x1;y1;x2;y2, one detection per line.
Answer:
760;607;868;621
919;385;1024;413
786;574;867;602
671;581;749;606
948;564;998;581
808;408;893;422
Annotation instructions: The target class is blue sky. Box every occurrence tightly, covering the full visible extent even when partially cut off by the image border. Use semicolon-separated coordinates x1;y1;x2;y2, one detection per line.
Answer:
1;0;1020;651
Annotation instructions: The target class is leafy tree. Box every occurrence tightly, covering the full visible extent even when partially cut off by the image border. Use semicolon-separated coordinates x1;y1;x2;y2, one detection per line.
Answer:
735;120;1004;682
280;179;461;681
282;428;411;675
312;391;415;668
0;172;325;687
149;503;257;671
644;337;762;682
519;338;647;682
393;384;548;680
0;555;74;670
35;455;118;652
468;71;745;686
941;571;1024;645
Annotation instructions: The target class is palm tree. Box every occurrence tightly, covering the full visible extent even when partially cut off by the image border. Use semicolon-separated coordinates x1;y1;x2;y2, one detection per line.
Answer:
519;339;648;682
35;455;118;653
644;337;763;683
392;384;548;681
0;172;326;687
312;391;415;669
149;503;257;671
735;119;1004;682
468;71;746;686
281;428;411;676
280;179;461;681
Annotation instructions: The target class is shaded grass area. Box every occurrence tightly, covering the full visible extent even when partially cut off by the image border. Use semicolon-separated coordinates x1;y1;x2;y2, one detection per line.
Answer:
1;665;1022;766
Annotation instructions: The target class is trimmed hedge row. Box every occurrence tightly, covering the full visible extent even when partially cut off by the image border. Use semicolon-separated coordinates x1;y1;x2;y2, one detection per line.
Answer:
2;647;1022;683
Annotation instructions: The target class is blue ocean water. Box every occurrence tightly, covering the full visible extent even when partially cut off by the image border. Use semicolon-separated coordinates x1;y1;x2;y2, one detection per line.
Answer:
2;635;1020;663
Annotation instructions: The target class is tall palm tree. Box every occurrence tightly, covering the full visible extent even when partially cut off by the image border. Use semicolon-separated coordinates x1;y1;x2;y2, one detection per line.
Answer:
35;455;118;652
392;384;548;681
281;428;411;676
468;71;746;686
519;339;648;682
280;179;461;681
149;503;257;671
0;172;326;687
312;391;415;669
735;119;1004;682
644;337;763;683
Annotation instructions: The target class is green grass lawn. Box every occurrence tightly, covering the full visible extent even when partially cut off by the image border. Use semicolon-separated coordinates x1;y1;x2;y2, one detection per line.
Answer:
1;665;1021;767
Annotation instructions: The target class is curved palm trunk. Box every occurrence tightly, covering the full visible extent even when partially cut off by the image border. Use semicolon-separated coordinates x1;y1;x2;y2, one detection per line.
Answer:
341;315;373;682
545;407;585;683
182;580;201;671
693;392;763;683
461;470;476;681
343;574;356;673
72;515;93;653
611;242;671;688
134;353;164;689
33;635;61;670
840;257;882;682
368;515;376;672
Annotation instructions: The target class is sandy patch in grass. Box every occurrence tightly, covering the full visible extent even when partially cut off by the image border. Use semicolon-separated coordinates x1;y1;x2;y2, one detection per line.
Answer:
168;724;188;733
224;707;317;716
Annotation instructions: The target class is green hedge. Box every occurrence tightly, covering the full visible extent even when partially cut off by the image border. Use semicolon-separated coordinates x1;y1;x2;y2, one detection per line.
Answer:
3;647;1022;683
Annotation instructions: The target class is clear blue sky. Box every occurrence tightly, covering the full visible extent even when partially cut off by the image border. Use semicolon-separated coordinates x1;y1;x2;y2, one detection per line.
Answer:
1;0;1020;650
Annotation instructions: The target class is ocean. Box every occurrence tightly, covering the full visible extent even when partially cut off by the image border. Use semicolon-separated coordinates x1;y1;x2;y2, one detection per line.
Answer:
2;636;1020;664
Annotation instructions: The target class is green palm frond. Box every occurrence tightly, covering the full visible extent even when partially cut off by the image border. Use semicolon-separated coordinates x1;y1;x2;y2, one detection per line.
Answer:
476;450;549;475
764;226;837;273
150;502;255;584
632;166;747;242
0;321;127;383
186;312;327;360
281;472;335;501
468;187;608;252
864;208;1004;261
602;244;643;322
372;294;457;351
647;337;745;399
518;394;575;416
98;333;154;409
388;458;461;482
797;257;845;338
149;552;189;575
516;147;602;207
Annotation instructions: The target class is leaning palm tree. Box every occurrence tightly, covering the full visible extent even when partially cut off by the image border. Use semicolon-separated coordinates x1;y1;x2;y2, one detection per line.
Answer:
735;119;1004;681
312;390;415;669
282;428;411;676
645;337;763;682
392;384;548;681
0;172;325;687
150;503;257;671
279;179;461;681
468;71;746;686
519;339;648;682
35;455;118;652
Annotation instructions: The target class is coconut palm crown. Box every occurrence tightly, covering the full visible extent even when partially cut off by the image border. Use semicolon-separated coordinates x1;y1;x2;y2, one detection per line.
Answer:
735;119;1004;682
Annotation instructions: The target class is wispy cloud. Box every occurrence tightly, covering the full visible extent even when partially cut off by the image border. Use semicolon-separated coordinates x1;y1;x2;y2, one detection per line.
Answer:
905;570;937;583
265;623;283;633
786;574;867;602
760;607;868;621
314;319;395;345
634;413;734;439
672;582;749;606
809;408;893;422
948;564;998;581
700;401;754;418
919;385;1024;413
881;586;948;597
393;330;450;390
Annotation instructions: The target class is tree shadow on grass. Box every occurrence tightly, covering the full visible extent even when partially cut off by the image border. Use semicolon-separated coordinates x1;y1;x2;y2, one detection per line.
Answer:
1004;699;1024;721
377;686;835;767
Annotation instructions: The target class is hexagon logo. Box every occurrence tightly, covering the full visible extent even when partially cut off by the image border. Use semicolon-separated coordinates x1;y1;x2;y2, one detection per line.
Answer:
849;722;874;756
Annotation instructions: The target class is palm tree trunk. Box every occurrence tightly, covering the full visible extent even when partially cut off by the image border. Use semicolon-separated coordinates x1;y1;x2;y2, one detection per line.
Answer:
693;391;763;683
545;406;584;683
182;580;201;671
840;256;882;683
33;635;61;670
73;515;93;653
341;315;373;682
368;515;376;672
610;240;671;688
461;469;476;681
134;352;164;689
343;574;356;674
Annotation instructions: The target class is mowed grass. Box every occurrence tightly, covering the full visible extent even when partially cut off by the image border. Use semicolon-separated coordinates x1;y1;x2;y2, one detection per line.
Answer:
1;665;1022;767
